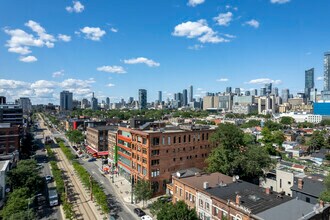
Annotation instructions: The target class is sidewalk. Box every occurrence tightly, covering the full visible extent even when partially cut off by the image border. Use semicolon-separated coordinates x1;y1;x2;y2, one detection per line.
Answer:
92;160;158;218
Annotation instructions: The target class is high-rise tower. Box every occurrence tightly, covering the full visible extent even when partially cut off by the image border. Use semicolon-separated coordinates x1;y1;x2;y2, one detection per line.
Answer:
139;89;147;109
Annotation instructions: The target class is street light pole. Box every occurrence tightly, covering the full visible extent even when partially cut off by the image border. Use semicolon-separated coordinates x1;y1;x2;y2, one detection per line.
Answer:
89;175;93;201
131;174;134;204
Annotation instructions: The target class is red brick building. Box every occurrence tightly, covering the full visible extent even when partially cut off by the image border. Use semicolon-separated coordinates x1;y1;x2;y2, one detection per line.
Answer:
116;122;216;195
0;123;20;155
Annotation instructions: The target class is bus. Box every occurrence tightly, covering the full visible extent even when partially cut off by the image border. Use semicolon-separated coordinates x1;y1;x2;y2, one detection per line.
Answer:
48;187;59;207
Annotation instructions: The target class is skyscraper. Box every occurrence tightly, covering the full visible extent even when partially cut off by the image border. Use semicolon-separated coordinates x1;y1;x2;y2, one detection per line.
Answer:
158;91;162;103
245;91;251;96
106;97;110;106
235;88;241;95
282;89;290;103
305;68;314;100
272;87;279;96
189;85;193;102
226;87;232;93
265;83;272;95
251;89;258;96
139;89;147;109
182;89;188;106
60;90;73;111
260;88;266;96
324;52;330;91
91;92;98;110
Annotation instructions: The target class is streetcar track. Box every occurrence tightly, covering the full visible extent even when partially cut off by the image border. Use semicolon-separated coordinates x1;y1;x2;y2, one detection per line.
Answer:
54;148;97;220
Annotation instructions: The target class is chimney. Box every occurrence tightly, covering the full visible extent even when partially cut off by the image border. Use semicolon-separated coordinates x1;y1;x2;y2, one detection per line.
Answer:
298;179;303;190
236;194;241;205
320;200;324;208
265;187;270;195
203;182;209;189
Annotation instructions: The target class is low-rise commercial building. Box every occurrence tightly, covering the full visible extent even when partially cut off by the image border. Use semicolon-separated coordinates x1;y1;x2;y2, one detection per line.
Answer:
86;126;117;157
0;123;20;155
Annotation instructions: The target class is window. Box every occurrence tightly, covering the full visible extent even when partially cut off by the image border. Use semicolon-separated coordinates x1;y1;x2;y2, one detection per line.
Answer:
214;207;219;215
142;167;147;176
202;133;205;140
143;138;147;144
183;135;186;143
186;192;189;200
142;148;147;154
178;136;181;143
206;133;209;140
151;169;160;177
173;136;176;144
280;179;282;188
180;157;182;161
162;136;165;145
142;158;147;164
151;159;160;166
137;164;141;173
179;188;182;196
199;199;203;208
173;158;176;162
288;181;291;185
175;186;178;193
153;137;160;146
151;150;160;156
205;202;210;210
188;135;191;142
168;136;171;145
306;197;310;203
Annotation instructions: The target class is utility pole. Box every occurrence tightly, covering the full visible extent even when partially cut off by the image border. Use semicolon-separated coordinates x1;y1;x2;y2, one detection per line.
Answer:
131;174;134;204
89;175;93;201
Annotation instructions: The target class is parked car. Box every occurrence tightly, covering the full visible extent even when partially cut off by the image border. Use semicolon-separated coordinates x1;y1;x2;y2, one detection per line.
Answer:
157;196;172;203
88;158;96;162
134;208;146;217
141;215;153;220
45;175;53;182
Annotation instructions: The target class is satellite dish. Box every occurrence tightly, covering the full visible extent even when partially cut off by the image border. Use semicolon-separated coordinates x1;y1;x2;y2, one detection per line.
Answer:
236;175;240;180
5;188;10;193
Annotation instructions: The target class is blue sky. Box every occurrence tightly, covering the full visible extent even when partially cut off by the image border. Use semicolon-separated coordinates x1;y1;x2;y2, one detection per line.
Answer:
0;0;329;104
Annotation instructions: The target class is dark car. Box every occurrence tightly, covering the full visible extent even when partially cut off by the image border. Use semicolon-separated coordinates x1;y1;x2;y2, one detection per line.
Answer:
134;208;146;217
157;196;172;203
88;158;96;162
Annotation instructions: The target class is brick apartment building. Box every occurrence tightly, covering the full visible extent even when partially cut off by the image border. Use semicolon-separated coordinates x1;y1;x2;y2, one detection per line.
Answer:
86;126;116;157
169;169;330;220
116;120;216;195
0;123;20;155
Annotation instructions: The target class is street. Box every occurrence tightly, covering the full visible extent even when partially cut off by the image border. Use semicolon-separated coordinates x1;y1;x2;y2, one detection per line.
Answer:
39;114;137;220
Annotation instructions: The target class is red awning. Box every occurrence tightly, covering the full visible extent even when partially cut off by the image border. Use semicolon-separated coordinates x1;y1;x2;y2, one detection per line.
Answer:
86;146;97;154
97;151;108;156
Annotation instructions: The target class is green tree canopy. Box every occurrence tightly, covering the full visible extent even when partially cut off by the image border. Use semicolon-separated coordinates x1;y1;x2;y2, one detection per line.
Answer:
308;130;325;152
66;129;85;144
7;159;43;193
157;201;198;220
133;179;152;208
280;116;295;125
207;124;272;179
240;119;261;128
0;187;36;220
320;173;330;202
264;120;282;131
320;119;330;127
272;130;286;147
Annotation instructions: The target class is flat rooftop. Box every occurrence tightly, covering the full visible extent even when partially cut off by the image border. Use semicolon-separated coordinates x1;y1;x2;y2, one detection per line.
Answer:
206;180;292;214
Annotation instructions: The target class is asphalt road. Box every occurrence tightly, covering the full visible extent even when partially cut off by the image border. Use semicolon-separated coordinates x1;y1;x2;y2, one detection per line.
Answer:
33;121;62;220
40;116;137;220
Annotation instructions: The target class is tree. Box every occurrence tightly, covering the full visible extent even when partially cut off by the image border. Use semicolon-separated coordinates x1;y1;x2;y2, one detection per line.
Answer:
157;201;198;220
280;116;295;125
240;119;261;128
320;173;330;202
66;130;85;145
264;120;282;131
308;130;325;152
0;187;36;220
273;131;285;147
243;133;256;146
207;124;272;179
7;159;43;193
133;179;152;208
320;119;330;127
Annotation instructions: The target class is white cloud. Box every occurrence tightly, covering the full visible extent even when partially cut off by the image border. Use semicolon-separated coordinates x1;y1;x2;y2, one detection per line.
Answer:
188;44;204;50
172;19;229;44
110;28;118;33
66;1;85;13
52;70;64;78
31;80;58;89
270;0;290;4
221;33;236;39
80;27;106;41
244;19;260;28
25;20;55;46
197;88;203;91
4;20;60;61
58;34;71;42
187;0;205;7
246;78;282;85
0;79;30;89
97;65;126;74
317;76;324;81
216;78;229;82
107;83;115;87
214;12;233;26
123;57;160;67
19;55;37;63
8;46;31;55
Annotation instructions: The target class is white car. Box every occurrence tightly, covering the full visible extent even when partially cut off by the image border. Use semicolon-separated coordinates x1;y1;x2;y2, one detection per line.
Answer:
45;175;53;182
141;215;153;220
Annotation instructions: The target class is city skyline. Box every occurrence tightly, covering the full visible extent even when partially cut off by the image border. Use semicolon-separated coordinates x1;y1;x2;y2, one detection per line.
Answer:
0;0;329;104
